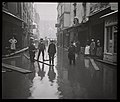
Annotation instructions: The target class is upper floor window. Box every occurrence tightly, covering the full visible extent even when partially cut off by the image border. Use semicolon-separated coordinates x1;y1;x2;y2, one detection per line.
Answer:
73;3;77;17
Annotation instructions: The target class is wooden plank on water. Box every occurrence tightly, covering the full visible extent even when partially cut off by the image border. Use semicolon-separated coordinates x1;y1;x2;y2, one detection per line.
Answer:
2;63;32;74
2;55;21;60
23;54;54;66
89;58;100;71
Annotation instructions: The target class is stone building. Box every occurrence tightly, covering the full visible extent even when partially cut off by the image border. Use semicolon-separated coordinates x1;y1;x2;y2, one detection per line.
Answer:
56;2;118;62
2;2;34;55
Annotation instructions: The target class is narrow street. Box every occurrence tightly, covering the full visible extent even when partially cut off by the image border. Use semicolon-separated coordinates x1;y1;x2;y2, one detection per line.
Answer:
2;46;117;99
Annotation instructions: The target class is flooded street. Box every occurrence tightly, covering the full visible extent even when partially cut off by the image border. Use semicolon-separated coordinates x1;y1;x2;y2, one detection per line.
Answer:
2;46;117;99
2;2;118;100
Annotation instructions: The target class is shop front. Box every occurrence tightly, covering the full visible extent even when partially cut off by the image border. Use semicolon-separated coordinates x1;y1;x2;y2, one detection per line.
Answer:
101;10;117;63
88;7;112;59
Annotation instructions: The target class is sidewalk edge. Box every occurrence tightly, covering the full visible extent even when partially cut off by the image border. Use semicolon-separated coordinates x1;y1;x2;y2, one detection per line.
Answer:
94;58;117;66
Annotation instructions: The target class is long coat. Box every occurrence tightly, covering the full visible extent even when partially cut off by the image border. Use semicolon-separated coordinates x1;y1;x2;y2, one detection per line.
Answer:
90;41;96;56
48;43;56;55
68;45;76;60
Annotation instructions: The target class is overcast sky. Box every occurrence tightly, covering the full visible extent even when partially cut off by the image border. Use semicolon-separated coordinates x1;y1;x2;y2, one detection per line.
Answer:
34;2;57;38
34;2;57;21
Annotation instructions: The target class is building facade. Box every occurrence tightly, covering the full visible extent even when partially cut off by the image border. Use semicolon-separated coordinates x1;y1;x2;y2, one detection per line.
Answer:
89;3;118;62
56;2;90;48
56;3;71;47
32;6;40;40
2;2;34;55
56;2;117;63
100;3;118;63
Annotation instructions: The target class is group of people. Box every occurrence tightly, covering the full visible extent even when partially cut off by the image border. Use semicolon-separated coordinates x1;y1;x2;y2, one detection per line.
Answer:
84;38;102;59
67;38;102;65
29;38;56;65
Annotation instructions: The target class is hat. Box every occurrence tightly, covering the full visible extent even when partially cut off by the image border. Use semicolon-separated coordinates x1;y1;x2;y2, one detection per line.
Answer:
40;38;43;41
91;39;94;41
97;40;100;42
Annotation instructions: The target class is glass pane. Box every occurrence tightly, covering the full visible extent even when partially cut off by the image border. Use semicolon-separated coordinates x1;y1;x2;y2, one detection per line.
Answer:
110;26;112;40
106;26;113;53
114;31;117;53
106;27;109;52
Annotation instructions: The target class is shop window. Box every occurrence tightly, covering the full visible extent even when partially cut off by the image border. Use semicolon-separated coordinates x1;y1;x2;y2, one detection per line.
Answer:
113;25;117;53
106;26;112;53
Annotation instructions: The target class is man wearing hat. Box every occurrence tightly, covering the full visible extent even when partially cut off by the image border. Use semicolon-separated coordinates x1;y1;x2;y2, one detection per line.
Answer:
48;40;56;65
37;38;46;61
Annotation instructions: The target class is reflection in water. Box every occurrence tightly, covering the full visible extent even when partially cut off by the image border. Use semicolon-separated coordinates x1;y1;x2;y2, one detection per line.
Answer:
28;59;60;99
37;63;45;80
84;58;90;68
84;58;95;78
68;66;88;99
48;66;56;86
102;67;117;99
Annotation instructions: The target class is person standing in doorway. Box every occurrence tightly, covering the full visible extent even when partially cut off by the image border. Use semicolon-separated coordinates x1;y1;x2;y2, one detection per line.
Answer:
68;41;76;65
37;38;46;61
48;40;56;65
9;36;17;53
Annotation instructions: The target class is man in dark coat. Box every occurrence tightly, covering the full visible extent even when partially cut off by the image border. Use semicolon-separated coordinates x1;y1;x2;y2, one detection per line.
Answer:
48;40;56;65
37;38;46;61
68;41;76;65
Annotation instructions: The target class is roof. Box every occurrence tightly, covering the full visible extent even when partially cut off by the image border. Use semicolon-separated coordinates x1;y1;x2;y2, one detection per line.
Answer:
100;10;118;18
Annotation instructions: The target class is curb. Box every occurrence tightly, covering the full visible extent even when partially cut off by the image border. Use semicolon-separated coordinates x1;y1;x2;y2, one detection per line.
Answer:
84;56;117;66
94;58;117;66
2;47;29;58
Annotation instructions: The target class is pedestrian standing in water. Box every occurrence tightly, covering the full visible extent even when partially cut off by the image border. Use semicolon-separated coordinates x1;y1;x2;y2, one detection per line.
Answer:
29;37;36;62
68;41;76;65
48;40;56;65
9;36;17;53
84;40;90;57
96;40;102;59
37;38;46;61
90;38;96;57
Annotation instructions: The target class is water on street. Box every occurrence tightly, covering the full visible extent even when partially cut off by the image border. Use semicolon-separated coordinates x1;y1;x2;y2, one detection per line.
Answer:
2;46;117;99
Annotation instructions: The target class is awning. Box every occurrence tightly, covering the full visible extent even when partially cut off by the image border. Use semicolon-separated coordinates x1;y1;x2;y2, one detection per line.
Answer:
2;10;24;22
100;10;118;18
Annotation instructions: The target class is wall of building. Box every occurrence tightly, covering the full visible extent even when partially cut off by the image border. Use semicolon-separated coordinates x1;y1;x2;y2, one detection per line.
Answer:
76;3;84;23
2;2;34;54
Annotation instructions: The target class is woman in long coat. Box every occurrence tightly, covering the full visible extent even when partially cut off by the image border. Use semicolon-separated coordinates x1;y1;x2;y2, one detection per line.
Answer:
96;40;102;59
